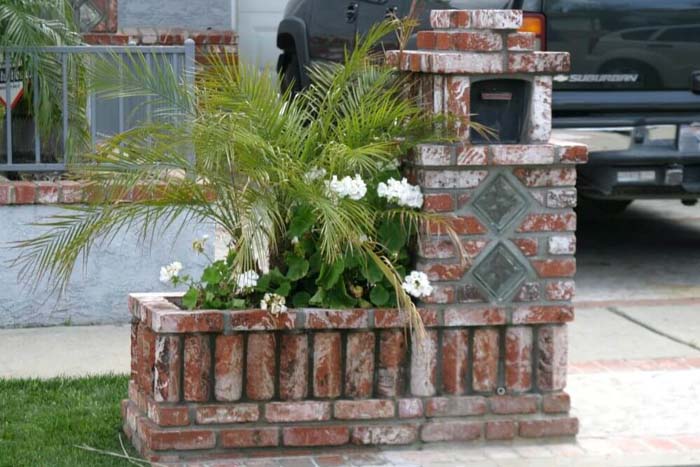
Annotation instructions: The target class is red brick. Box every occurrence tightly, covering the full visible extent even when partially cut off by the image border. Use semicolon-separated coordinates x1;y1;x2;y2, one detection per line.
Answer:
313;332;342;398
512;238;538;256
417;31;437;49
351;425;418;445
456;145;488;165
419;239;455;259
221;427;279;448
505;327;533;392
421;421;482;442
414;144;453;166
445;76;471;128
549;235;576;255
417;262;466;282
230;309;294;330
532;259;577;278
153;335;181;402
374;308;439;328
486;421;518;440
410;331;438;396
422;285;456;304
265;401;331;422
538;326;568;391
425;396;487;417
443;307;506;326
0;184;13;204
138;324;156;395
335;399;395;420
398;398;423;418
58;181;83;203
150;310;224;333
283;426;350;447
184;334;211;402
195;404;259;424
519;418;579;438
147;400;190;427
430;10;471;29
472;328;499;392
423;193;454;212
13;181;36;204
427;215;487;235
344;332;375;398
543;392;571;413
214;334;244;401
377;330;407;397
547;188;578;208
508;52;570;73
546;280;576;301
305;309;368;329
513;305;575;324
490;395;539;414
246;332;276;400
35;182;59;204
441;329;469;395
470;9;522;29
507;32;536;51
558;142;588;164
491;144;555;165
514;167;577;187
130;323;139;380
518;213;577;232
141;422;216;451
419;169;487;189
279;333;309;400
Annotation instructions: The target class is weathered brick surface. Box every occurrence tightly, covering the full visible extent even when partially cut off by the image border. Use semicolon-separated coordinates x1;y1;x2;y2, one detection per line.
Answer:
221;427;279;448
490;395;539;414
279;333;309;400
425;396;487;417
154;335;181;402
345;332;375;398
283;426;350;447
351;425;418;445
398;398;424;418
377;330;407;397
246;332;276;400
334;400;395;420
543;392;571;413
486;421;518;440
265;401;331;422
441;329;469;395
519;418;579;438
410;331;438;396
313;332;342;398
214;334;244;402
472;328;499;392
183;335;211;402
505;326;533;392
538;326;569;391
195;404;259;424
421;421;482;442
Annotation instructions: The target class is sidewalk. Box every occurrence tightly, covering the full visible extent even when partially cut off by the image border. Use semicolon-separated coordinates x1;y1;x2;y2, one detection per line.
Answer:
1;303;699;466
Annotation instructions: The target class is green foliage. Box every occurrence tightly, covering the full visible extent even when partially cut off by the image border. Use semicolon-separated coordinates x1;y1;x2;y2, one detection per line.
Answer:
14;20;462;330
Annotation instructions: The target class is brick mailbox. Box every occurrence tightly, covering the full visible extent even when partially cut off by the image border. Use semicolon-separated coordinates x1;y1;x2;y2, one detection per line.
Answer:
123;9;587;463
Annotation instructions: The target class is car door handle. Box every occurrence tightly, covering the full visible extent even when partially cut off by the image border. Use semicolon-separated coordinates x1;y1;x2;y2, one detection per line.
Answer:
346;2;359;23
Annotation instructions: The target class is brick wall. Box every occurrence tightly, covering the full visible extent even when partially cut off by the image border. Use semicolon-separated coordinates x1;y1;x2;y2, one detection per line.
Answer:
125;294;578;462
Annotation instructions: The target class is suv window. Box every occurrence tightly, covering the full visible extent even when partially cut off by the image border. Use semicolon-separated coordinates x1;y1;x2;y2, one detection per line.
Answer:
656;26;700;43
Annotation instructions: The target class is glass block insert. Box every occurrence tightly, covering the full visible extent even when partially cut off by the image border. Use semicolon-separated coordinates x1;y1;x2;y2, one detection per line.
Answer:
472;174;527;231
473;243;527;301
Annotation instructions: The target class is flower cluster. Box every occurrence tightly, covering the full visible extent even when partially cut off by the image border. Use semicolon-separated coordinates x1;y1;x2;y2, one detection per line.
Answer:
401;270;433;298
377;178;423;208
305;166;327;182
236;270;259;291
326;174;367;201
159;261;183;284
260;293;287;315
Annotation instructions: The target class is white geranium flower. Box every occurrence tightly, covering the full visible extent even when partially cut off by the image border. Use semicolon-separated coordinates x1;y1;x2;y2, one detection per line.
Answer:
291;236;300;245
377;178;424;209
159;261;183;284
305;166;327;182
236;270;259;291
260;293;287;315
192;234;209;254
326;174;367;201
401;271;433;298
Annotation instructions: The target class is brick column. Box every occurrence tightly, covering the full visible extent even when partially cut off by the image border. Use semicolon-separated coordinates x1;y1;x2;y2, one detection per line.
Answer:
388;8;587;435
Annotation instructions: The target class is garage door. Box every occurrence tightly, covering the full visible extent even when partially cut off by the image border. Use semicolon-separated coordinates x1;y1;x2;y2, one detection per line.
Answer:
237;0;287;68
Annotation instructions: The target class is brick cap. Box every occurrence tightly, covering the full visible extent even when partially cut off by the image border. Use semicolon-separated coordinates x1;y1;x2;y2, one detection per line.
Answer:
430;10;523;30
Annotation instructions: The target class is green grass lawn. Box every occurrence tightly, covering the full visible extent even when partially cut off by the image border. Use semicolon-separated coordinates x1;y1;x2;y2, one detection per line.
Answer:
0;375;139;467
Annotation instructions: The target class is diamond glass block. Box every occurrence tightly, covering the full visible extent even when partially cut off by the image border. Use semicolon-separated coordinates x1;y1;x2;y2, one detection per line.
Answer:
473;243;527;301
78;1;105;32
472;174;527;231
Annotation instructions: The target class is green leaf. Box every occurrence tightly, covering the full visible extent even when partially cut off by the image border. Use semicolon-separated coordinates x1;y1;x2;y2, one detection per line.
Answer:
378;219;407;253
201;265;222;284
317;259;345;289
325;281;357;308
286;255;310;281
182;288;198;310
369;284;390;306
230;298;246;308
309;288;325;305
292;291;311;307
288;205;315;238
275;280;292;296
362;259;384;283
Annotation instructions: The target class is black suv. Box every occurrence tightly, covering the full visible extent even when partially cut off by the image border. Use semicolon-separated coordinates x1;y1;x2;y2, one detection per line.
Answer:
277;0;700;210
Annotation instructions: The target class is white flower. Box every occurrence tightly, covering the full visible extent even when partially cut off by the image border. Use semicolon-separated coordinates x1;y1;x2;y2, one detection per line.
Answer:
291;236;299;245
305;166;327;182
401;271;433;298
377;159;400;171
159;261;183;284
326;174;367;201
377;178;424;209
236;270;259;291
260;293;287;315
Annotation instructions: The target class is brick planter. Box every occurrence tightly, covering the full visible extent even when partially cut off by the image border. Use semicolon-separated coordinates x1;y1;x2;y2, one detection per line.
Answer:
124;294;577;462
123;8;586;462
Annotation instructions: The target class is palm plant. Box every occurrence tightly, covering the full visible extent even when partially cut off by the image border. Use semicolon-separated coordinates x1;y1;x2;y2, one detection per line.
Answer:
1;0;87;162
14;21;465;330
